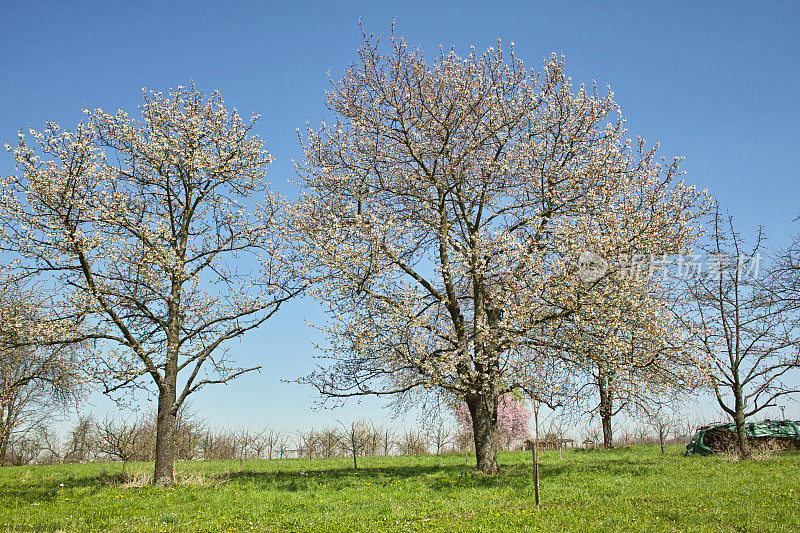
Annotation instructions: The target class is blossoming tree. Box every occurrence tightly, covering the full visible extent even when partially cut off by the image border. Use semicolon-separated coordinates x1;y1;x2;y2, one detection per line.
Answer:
2;85;302;484
0;281;82;466
559;273;703;448
290;28;706;474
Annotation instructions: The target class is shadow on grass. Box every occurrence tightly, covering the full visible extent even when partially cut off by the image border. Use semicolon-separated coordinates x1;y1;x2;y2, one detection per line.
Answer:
0;469;116;503
1;449;680;498
2;462;556;493
222;461;578;492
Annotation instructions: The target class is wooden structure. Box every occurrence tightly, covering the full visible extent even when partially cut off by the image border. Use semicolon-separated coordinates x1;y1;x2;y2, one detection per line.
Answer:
524;438;574;451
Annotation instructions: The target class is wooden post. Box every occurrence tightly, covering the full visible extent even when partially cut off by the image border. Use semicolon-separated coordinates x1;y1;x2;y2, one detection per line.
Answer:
532;446;540;505
532;396;541;506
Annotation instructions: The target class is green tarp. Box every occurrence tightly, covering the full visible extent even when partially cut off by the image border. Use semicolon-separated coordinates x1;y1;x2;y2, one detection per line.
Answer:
686;419;800;455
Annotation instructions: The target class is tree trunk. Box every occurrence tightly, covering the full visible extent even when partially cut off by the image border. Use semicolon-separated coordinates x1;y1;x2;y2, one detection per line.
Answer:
600;413;613;448
153;385;177;486
154;285;182;486
0;404;11;466
0;431;8;466
467;390;500;475
597;369;614;448
733;387;751;459
532;398;541;505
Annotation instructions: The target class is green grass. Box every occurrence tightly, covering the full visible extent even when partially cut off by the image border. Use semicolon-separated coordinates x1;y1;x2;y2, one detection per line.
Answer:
0;446;797;532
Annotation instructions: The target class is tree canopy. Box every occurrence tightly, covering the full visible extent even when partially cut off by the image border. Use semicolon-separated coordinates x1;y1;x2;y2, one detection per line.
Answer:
289;30;708;473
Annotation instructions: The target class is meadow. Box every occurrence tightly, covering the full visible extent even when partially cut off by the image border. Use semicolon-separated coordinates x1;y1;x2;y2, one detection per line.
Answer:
0;446;797;532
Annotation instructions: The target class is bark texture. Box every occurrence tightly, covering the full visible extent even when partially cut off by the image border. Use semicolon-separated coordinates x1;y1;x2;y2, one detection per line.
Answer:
467;390;500;474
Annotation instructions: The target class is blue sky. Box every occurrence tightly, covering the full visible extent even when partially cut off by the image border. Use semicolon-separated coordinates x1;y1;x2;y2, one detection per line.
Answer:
1;1;799;432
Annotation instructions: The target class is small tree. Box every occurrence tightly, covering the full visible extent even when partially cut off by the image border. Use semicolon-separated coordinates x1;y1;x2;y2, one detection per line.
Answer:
364;423;382;456
546;417;568;443
267;429;282;460
318;428;342;458
581;425;602;447
685;211;800;458
174;404;204;461
381;427;397;456
5;437;40;466
397;429;428;456
557;268;702;449
233;427;255;468
428;423;453;455
633;424;651;445
339;420;370;469
296;429;320;459
641;402;680;453
276;435;291;459
2;84;303;484
96;416;148;475
37;426;66;464
252;427;280;460
201;428;232;461
64;415;96;463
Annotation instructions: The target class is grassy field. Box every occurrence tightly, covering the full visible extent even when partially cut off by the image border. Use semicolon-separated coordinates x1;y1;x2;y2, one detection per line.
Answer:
0;446;797;532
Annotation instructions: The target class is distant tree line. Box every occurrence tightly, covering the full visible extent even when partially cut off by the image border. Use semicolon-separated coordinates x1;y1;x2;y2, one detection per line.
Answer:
2;406;718;468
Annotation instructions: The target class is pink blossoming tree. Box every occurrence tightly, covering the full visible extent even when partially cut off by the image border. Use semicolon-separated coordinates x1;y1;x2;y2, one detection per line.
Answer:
454;394;530;451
